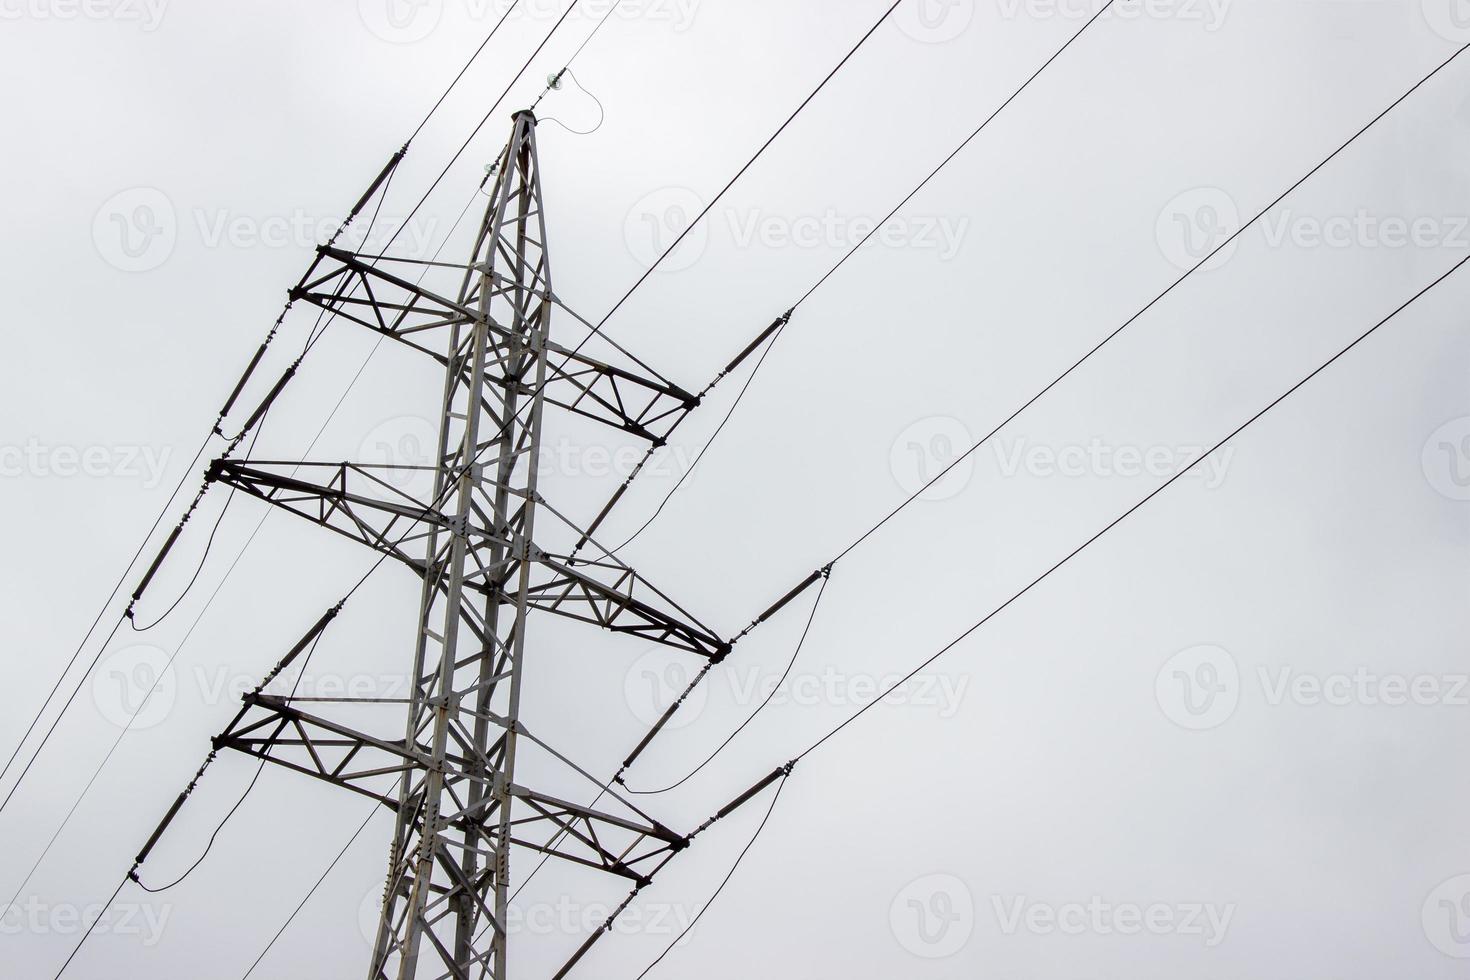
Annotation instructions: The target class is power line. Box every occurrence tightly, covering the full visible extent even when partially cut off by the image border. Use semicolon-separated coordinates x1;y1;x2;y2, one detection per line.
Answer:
131;624;329;895
797;0;1114;308
629;230;1470;980
833;37;1470;564
607;316;790;554
583;0;908;342
796;248;1470;761
422;0;1125;905
601;37;1470;783
409;0;524;143
0;2;523;794
626;572;830;795
49;875;128;980
54;9;1468;977
600;0;1116;556
0;3;542;815
384;0;586;259
239;805;379;980
634;774;790;979
140;24;912;935
0;414;269;819
240;805;379;979
533;0;625;112
40;3;919;974
0;430;212;789
1;184;488;904
8;0;598;819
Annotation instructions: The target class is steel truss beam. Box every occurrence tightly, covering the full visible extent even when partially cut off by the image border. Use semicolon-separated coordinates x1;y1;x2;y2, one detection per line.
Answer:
207;458;729;660
290;248;698;444
213;693;686;882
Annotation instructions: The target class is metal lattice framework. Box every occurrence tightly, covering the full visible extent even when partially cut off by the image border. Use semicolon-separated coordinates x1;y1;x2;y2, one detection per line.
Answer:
204;111;728;980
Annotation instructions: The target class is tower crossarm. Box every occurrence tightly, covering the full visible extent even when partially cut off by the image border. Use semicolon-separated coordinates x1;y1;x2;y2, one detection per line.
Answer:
214;692;685;877
290;246;699;444
209;458;730;660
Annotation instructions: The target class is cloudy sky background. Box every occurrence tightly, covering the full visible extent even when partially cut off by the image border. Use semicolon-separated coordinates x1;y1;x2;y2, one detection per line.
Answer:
2;0;1469;976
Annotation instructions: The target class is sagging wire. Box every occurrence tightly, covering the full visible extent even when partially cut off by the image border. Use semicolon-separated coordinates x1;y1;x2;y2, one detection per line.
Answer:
538;68;606;136
0;143;400;808
530;0;623;114
601;312;791;558
129;621;332;894
4;173;495;914
623;568;830;796
125;358;284;632
633;772;790;979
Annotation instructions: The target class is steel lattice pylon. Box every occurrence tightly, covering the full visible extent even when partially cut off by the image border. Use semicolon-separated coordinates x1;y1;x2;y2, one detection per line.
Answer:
201;111;736;980
369;104;553;980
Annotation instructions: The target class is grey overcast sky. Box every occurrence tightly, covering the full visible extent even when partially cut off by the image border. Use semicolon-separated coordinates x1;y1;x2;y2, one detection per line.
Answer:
2;0;1469;977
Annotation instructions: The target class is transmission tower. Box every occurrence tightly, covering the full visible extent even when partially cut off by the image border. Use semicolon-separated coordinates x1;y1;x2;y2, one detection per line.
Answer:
195;111;741;980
